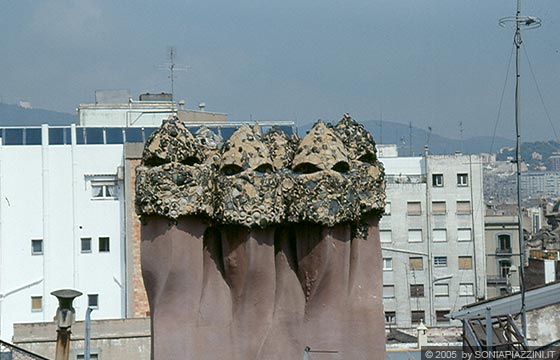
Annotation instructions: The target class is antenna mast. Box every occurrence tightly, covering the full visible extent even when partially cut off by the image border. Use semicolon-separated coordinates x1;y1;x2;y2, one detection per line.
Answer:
426;126;432;149
459;121;464;153
157;47;190;101
409;121;413;156
499;0;541;342
380;107;383;144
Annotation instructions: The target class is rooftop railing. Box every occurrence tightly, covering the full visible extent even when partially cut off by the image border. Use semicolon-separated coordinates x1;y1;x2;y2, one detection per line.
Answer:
0;122;296;146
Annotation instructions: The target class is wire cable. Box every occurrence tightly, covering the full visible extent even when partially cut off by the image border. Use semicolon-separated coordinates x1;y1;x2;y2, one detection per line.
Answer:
522;43;560;142
489;44;515;153
490;43;516;154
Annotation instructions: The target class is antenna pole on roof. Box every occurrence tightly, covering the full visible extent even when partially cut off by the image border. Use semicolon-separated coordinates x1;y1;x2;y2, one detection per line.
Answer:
499;0;541;343
156;47;190;101
409;122;413;156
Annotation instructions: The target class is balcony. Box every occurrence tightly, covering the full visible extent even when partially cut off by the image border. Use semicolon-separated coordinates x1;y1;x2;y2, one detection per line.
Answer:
487;275;507;284
495;247;513;256
386;175;426;184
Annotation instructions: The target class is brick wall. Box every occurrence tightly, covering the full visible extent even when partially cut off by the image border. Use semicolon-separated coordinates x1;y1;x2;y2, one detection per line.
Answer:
125;144;150;318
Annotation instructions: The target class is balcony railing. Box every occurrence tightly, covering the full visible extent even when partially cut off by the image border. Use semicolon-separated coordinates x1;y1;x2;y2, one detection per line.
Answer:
385;175;426;184
487;275;507;284
495;247;513;255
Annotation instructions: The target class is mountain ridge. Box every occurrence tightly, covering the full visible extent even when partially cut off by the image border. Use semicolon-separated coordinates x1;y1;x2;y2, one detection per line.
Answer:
0;103;76;126
299;119;515;156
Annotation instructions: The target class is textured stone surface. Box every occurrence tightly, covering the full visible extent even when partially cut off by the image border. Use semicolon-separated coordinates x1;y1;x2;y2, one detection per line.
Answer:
287;121;357;226
292;121;349;173
142;118;201;165
136;117;214;219
136;162;214;219
214;124;284;228
194;126;223;165
136;114;387;360
335;114;386;216
263;127;299;170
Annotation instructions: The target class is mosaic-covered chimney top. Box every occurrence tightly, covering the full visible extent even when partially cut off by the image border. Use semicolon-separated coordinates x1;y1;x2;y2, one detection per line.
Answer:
136;113;385;226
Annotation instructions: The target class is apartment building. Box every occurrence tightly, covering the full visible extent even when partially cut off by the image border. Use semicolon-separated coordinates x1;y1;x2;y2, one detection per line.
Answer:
379;149;486;329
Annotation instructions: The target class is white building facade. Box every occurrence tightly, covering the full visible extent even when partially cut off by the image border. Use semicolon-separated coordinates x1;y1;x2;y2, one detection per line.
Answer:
379;151;486;329
0;125;129;341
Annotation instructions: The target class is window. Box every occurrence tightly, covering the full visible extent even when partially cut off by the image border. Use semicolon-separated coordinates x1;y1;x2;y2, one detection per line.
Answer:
407;201;422;216
88;294;99;309
409;257;423;270
498;234;512;252
434;284;449;297
385;311;396;325
432;174;444;187
380;230;392;243
383;257;393;271
99;237;110;252
31;239;43;255
91;181;117;199
457;173;469;186
383;285;395;298
436;310;450;324
432;201;447;215
81;238;92;253
458;228;472;242
434;256;448;267
384;202;391;215
77;354;98;360
410;284;424;297
499;260;512;278
433;229;447;242
459;283;474;296
411;310;425;325
458;256;473;270
31;296;42;312
456;201;471;214
408;229;422;243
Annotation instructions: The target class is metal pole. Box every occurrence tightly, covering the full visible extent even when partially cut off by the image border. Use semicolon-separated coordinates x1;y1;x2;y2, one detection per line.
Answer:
303;346;339;359
499;0;541;344
85;307;94;360
513;0;527;341
55;328;71;360
468;155;480;300
424;145;435;326
485;307;493;357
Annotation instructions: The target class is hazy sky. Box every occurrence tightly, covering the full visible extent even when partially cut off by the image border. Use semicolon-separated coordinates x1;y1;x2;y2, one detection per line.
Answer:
2;0;560;141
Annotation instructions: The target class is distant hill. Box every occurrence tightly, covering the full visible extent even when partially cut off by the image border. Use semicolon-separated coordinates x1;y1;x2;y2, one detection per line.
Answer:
497;140;560;171
300;119;515;156
0;103;76;126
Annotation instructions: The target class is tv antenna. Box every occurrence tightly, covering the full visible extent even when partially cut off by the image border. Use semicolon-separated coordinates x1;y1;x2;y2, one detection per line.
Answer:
156;47;190;101
409;121;413;156
499;0;541;343
459;121;464;153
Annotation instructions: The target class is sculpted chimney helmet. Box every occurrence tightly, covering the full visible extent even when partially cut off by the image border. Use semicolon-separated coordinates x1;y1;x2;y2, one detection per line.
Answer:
215;123;284;228
287;121;358;226
135;117;214;219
